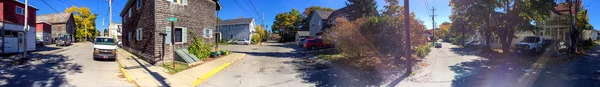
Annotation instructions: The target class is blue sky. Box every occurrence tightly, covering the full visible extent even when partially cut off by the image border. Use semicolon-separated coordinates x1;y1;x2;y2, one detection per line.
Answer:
20;0;599;32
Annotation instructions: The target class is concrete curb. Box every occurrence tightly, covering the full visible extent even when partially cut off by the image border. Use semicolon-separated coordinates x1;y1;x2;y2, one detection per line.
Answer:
115;51;139;87
191;54;246;86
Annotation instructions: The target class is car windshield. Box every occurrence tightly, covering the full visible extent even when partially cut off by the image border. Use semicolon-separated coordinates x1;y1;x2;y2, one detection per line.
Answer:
522;37;538;43
95;38;115;45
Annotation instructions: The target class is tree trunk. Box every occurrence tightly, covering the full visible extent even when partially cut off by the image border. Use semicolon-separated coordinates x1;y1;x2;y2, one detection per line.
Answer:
484;30;491;52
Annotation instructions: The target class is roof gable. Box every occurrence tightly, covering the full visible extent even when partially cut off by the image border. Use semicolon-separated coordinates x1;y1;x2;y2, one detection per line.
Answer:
219;18;254;25
314;10;332;19
36;12;73;24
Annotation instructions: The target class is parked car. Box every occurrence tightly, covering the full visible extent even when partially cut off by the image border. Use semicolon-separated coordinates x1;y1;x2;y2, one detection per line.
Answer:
435;42;442;48
515;36;552;55
93;37;117;60
55;36;71;46
234;39;251;45
117;40;122;48
464;40;481;48
36;37;44;47
303;39;329;50
297;38;307;46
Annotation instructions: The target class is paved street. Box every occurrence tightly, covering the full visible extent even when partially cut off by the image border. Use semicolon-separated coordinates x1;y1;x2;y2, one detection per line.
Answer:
198;42;316;87
0;43;133;87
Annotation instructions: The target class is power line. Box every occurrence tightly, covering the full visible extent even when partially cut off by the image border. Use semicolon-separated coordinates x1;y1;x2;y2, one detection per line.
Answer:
247;0;263;22
233;0;258;22
41;0;65;17
65;0;81;6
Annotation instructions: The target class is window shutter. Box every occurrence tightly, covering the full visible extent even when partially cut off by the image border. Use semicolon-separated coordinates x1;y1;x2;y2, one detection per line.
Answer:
182;27;187;43
209;29;213;38
140;28;143;40
165;27;171;44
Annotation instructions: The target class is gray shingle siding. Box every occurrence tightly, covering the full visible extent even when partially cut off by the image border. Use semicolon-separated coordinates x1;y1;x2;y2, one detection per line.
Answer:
122;0;216;64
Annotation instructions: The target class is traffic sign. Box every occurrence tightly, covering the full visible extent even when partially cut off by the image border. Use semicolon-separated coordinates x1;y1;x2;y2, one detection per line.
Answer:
167;17;178;22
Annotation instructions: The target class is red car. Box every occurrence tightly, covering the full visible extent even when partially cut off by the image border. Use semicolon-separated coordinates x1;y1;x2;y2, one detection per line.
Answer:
303;39;329;50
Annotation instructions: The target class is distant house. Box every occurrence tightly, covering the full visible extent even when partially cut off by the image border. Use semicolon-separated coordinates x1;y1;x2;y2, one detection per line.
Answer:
309;10;332;38
109;22;122;40
36;12;75;42
536;2;583;42
296;31;309;42
35;21;52;44
120;0;221;63
0;0;38;53
217;18;255;41
325;7;348;28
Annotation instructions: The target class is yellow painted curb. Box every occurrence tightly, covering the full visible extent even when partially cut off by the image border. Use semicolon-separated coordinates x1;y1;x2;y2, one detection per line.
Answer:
191;62;232;86
191;54;246;86
116;55;137;86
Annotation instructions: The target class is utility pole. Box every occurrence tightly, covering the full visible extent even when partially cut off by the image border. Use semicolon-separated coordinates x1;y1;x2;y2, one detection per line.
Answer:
102;18;105;36
568;0;577;53
107;0;113;37
403;0;412;73
23;0;29;59
431;7;436;40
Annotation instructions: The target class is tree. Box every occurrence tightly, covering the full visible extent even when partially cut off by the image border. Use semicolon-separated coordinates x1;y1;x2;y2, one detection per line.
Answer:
299;6;334;30
254;25;268;44
493;0;555;52
345;0;378;20
438;22;451;40
382;0;400;17
449;0;555;52
103;29;109;36
272;9;301;42
66;6;98;41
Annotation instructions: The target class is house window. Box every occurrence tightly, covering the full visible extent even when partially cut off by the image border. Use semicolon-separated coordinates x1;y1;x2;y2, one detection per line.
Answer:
174;28;183;42
137;0;143;9
128;8;132;17
204;28;213;38
16;6;24;15
128;32;132;41
168;0;188;5
136;28;143;41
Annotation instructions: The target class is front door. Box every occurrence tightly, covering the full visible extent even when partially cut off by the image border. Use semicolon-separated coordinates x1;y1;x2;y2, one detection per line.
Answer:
18;32;24;52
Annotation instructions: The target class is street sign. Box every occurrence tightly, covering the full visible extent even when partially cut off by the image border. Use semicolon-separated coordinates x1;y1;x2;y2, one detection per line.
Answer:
167;17;178;22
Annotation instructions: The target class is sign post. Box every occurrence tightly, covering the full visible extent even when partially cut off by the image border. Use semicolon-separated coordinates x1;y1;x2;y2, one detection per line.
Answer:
166;17;177;70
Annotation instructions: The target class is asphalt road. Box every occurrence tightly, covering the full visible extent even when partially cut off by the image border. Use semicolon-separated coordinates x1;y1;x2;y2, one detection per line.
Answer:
0;43;134;86
198;42;315;87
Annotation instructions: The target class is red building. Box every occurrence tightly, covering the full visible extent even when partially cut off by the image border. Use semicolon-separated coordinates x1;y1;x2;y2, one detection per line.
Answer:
36;21;51;44
0;0;38;53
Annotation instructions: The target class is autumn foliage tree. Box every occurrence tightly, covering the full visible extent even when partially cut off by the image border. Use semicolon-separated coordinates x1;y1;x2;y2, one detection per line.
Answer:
65;6;98;41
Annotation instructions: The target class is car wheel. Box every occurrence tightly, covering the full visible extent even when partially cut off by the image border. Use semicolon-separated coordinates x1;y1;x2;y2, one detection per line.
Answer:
531;48;537;55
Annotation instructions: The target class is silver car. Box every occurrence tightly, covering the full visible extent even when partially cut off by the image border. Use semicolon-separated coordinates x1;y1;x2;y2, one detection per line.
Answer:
234;39;251;45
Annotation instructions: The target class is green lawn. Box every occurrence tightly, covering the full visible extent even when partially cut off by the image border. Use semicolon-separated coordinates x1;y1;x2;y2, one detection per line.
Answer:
159;61;189;74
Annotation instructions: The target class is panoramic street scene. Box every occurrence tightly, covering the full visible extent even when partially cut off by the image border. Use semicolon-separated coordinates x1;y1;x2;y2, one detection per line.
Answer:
0;0;599;87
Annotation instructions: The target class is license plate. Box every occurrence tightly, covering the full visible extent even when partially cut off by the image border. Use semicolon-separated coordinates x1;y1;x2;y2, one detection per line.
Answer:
103;56;108;58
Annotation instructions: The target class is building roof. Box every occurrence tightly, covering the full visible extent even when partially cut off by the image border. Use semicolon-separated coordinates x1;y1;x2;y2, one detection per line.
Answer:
218;18;254;25
297;31;310;36
36;13;72;24
314;10;332;19
327;7;347;20
11;0;39;10
36;21;51;25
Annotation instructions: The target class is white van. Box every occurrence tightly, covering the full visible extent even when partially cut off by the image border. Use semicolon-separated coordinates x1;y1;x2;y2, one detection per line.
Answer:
93;37;117;60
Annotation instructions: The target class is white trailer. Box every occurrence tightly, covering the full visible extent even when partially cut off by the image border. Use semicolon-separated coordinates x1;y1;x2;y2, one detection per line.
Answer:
1;23;36;54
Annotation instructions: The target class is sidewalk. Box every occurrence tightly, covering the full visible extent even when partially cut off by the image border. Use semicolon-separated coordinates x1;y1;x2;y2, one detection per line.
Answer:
116;48;245;87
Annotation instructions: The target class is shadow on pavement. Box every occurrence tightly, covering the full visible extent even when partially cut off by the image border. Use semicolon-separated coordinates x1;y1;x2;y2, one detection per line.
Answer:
34;46;61;52
447;46;600;87
0;53;82;87
229;51;308;58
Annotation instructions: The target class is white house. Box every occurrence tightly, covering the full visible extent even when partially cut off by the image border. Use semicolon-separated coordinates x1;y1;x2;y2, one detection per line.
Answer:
218;18;255;41
309;10;332;38
109;22;122;40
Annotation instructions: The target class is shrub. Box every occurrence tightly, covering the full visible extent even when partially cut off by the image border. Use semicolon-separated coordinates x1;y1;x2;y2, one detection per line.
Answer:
414;45;431;58
251;34;261;44
159;61;189;74
188;38;213;60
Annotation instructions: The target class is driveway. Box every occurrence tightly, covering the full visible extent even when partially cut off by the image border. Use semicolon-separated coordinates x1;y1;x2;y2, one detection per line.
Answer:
0;43;134;86
198;42;314;87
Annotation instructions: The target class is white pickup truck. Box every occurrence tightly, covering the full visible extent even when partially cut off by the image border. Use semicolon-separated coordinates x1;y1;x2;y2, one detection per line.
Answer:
93;37;117;60
515;36;553;55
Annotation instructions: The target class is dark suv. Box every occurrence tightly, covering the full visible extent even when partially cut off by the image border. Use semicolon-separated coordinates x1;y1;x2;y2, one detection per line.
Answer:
55;36;71;46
